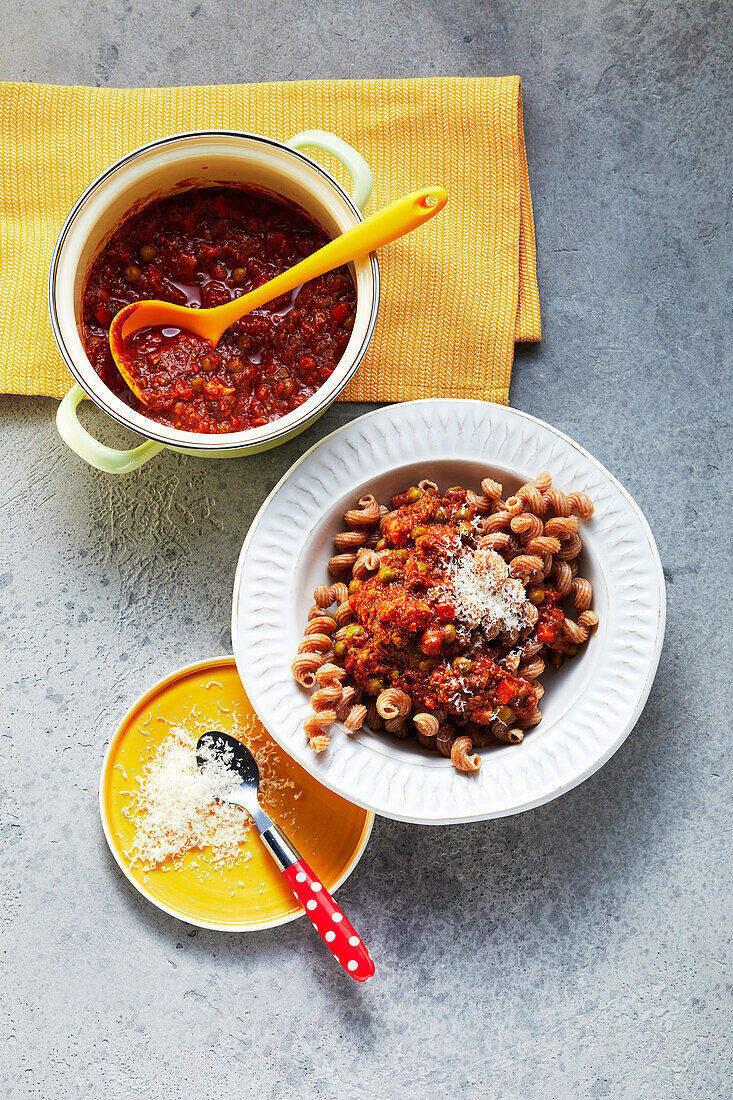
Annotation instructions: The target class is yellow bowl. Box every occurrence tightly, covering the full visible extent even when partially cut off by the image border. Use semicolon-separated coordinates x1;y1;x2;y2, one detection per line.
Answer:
100;656;373;930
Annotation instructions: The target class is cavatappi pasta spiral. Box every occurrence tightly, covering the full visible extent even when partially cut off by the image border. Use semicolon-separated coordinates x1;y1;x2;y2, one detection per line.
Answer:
328;494;384;577
294;472;598;771
450;735;481;773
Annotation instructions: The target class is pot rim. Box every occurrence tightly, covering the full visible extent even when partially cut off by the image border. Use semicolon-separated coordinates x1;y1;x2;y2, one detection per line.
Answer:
48;128;380;451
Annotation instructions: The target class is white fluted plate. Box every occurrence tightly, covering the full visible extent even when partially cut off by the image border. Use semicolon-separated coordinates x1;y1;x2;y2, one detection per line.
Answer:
232;400;665;824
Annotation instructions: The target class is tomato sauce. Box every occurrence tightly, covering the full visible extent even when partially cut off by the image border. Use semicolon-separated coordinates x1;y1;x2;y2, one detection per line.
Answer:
81;186;357;434
339;486;546;725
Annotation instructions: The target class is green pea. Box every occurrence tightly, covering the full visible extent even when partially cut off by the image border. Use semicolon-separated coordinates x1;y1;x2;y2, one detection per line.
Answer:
453;656;472;674
366;677;387;696
348;579;361;595
434;507;447;522
334;640;348;658
345;624;364;639
232;267;246;284
378;565;397;583
456;505;472;519
528;587;545;605
123;264;142;284
417;561;429;574
139;245;157;263
412;526;427;539
200;351;220;372
406;486;422;502
457;520;472;537
388;669;400;681
442;624;457;643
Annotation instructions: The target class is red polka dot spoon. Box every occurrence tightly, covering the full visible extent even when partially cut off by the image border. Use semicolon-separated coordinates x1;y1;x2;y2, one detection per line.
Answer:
197;731;374;982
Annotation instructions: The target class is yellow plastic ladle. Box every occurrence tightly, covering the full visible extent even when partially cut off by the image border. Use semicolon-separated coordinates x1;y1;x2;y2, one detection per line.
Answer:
109;186;448;403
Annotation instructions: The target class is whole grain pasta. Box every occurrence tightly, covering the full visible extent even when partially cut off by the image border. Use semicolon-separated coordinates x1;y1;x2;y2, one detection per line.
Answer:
344;704;367;732
508;554;544;578
294;473;598;772
436;722;456;757
301;662;346;751
314;582;349;609
482;510;514;534
544;515;579;539
519;656;545;680
567;492;594;520
495;724;525;744
451;736;481;773
344;494;381;527
511;513;544;541
555;533;583;561
478;531;514;554
525;535;561;557
552;559;574;597
376;687;412;721
304;614;337;636
413;712;440;739
571;577;593;612
352;549;381;580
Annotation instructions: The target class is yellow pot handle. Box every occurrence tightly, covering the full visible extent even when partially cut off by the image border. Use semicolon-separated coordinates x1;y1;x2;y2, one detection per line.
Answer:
286;130;374;211
57;384;165;474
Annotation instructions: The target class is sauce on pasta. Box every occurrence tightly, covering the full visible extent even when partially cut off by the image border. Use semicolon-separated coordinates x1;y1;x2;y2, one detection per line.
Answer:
342;486;542;721
292;473;599;773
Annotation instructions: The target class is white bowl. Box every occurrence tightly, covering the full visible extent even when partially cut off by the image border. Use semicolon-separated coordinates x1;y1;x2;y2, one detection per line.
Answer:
232;400;666;824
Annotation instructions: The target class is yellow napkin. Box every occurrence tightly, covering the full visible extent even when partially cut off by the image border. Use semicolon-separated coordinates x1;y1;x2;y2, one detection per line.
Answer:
0;78;540;404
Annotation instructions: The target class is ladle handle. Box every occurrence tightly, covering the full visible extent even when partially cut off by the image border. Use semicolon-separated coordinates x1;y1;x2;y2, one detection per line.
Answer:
210;185;448;334
282;858;375;983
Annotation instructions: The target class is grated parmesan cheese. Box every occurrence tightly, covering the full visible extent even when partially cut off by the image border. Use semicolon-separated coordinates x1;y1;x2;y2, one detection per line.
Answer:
124;725;252;871
448;549;531;636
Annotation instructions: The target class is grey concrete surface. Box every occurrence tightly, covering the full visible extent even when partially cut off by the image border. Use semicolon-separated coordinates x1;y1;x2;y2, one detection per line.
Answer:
1;2;731;1097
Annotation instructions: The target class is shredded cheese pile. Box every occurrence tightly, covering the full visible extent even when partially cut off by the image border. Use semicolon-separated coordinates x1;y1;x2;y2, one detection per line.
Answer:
124;725;252;871
448;549;530;634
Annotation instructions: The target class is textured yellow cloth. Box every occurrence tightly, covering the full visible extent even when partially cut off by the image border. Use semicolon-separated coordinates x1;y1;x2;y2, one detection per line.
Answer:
0;78;540;404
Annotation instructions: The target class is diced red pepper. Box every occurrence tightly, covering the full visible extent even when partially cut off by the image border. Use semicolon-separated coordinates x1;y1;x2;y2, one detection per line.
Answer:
331;301;350;325
434;600;455;622
496;678;520;705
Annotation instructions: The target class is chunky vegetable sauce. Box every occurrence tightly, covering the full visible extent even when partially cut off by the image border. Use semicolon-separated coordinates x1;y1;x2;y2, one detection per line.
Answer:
338;486;578;726
81;186;357;433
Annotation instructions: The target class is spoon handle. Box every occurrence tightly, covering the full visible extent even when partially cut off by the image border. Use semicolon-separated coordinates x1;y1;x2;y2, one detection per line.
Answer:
282;858;375;983
208;185;448;337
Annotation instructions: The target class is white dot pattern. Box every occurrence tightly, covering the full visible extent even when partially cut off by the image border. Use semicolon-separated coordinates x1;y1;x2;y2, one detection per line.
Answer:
288;865;371;979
